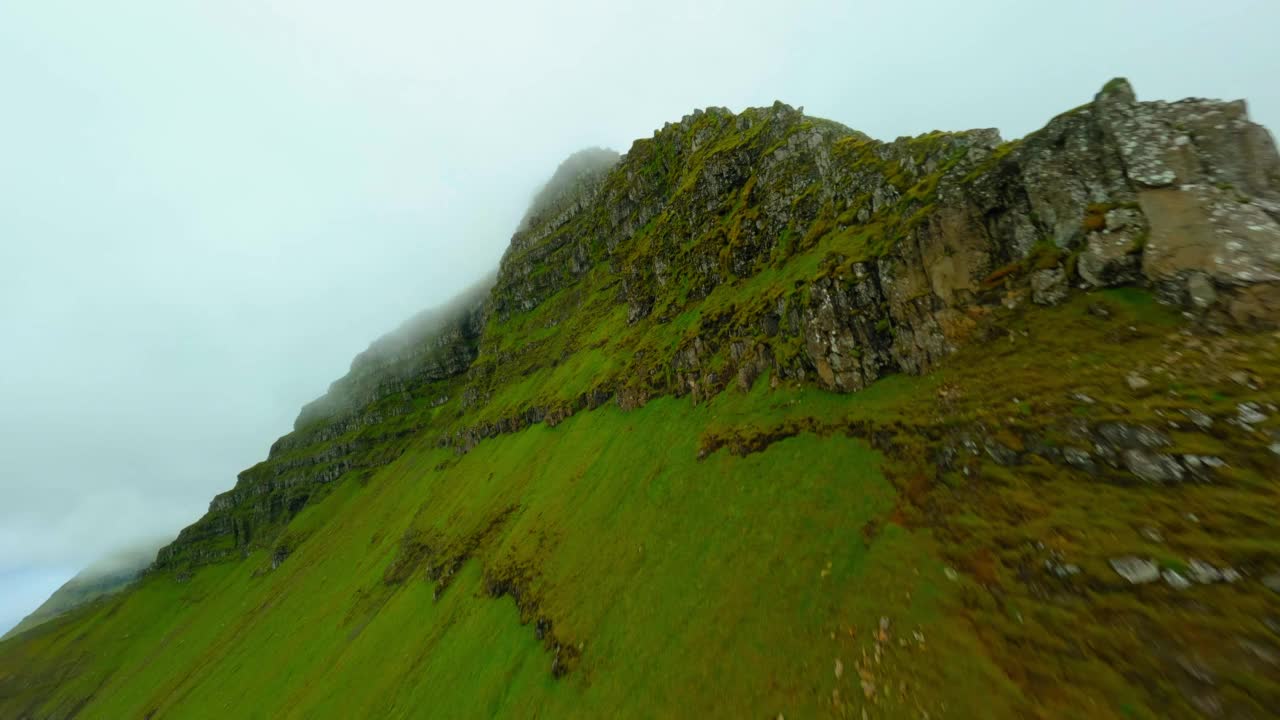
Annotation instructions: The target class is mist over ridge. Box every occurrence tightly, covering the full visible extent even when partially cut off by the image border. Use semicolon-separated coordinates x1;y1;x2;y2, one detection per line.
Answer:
3;0;1279;688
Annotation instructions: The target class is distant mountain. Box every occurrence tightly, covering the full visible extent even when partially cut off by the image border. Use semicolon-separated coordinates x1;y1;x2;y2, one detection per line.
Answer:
2;542;159;641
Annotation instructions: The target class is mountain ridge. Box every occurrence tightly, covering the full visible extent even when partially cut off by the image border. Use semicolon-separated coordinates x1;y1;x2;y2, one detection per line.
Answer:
150;77;1280;575
2;78;1278;718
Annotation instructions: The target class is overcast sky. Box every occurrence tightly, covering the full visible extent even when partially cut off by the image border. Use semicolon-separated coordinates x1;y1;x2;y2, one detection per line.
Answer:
2;0;1278;635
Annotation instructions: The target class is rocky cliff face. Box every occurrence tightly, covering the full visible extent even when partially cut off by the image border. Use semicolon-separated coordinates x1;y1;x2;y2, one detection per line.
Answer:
153;79;1280;572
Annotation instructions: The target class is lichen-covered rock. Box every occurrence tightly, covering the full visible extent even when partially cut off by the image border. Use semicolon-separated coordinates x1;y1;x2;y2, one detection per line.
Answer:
1140;185;1280;289
1095;422;1172;450
1110;556;1160;585
1078;225;1143;288
1030;267;1068;305
1185;271;1218;310
1187;559;1223;584
1087;80;1280;300
1122;449;1186;484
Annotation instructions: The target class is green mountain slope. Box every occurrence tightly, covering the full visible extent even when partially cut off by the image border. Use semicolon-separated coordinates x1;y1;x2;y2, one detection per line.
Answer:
2;79;1279;718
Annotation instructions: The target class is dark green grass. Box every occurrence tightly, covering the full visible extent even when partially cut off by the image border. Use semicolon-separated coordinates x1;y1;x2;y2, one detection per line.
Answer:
0;386;1009;718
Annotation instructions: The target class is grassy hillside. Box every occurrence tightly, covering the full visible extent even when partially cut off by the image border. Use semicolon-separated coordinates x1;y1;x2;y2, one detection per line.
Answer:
3;289;1277;719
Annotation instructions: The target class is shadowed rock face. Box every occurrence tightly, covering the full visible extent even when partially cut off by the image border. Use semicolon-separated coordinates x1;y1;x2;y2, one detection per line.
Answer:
153;79;1280;571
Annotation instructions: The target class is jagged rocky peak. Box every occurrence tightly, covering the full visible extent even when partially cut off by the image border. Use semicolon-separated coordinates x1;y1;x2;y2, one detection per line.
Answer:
515;147;620;235
493;147;619;319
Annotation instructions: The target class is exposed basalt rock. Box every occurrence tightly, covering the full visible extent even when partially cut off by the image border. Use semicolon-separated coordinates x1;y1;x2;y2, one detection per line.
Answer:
1121;449;1187;484
1111;556;1161;585
802;275;896;391
1094;422;1172;450
1030;267;1069;305
155;79;1280;573
925;415;1247;487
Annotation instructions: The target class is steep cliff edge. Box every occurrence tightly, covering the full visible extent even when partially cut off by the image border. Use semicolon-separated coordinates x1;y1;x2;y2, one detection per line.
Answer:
5;80;1278;719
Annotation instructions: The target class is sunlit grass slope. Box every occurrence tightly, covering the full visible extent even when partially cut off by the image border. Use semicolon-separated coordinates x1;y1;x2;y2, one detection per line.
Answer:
2;289;1277;719
0;392;1001;719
